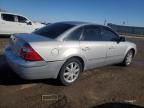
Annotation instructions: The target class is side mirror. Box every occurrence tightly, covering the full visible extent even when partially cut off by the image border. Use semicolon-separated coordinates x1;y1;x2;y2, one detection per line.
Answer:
118;36;126;43
34;28;39;31
26;20;32;25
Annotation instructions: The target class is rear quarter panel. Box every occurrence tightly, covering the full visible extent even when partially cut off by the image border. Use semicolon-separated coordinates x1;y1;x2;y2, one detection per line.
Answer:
29;41;63;61
30;40;87;68
59;41;87;61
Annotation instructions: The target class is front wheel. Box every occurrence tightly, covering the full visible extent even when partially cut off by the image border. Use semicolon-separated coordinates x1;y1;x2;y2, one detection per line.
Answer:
58;58;82;86
122;50;134;66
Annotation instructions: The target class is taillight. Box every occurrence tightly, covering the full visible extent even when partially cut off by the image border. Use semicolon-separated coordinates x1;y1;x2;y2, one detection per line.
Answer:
20;43;43;61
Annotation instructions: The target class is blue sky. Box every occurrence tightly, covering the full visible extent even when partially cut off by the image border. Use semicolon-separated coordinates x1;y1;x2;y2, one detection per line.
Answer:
0;0;144;27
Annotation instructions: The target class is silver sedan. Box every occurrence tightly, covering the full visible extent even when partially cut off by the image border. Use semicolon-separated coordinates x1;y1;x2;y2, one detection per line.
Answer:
5;21;137;85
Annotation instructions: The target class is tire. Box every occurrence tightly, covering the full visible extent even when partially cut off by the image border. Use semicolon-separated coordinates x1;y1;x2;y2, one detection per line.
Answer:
58;58;82;86
122;50;134;66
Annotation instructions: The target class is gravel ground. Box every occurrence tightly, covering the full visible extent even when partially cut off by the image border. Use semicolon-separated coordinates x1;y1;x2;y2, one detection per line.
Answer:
0;36;144;108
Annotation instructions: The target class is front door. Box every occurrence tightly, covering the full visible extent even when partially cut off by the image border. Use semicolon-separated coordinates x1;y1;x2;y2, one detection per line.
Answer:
101;27;126;64
80;25;108;69
17;15;34;33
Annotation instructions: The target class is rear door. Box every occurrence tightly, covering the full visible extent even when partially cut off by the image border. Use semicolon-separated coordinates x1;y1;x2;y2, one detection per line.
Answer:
101;27;126;64
79;25;108;69
0;13;18;34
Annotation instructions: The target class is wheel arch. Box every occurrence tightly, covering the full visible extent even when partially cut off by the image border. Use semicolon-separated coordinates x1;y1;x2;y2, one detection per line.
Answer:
125;47;136;58
63;56;85;71
57;55;85;79
130;48;136;57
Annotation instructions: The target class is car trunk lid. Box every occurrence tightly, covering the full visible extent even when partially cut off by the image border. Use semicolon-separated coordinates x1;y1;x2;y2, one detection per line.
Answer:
9;33;53;57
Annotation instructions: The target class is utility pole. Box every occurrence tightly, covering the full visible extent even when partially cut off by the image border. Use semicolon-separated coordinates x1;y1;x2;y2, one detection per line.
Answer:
122;21;126;25
104;19;107;25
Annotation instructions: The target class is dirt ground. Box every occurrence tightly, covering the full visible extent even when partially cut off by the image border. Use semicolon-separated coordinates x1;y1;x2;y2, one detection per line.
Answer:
0;36;144;108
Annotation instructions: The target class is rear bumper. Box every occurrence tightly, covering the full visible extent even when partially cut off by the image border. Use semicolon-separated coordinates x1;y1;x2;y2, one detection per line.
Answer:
4;47;64;80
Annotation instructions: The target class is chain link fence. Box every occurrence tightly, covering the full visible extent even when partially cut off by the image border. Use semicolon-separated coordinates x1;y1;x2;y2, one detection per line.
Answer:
108;23;144;37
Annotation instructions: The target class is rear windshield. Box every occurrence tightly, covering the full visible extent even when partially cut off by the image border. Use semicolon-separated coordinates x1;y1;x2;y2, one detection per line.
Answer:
34;23;75;39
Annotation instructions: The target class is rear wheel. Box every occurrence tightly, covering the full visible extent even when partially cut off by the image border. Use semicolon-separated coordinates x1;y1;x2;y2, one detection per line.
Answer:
122;50;134;66
58;58;82;86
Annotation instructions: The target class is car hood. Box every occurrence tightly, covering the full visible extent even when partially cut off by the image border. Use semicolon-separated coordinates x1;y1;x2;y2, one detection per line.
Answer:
32;22;45;28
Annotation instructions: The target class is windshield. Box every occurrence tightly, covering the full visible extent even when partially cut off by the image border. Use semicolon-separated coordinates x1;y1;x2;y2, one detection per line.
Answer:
34;23;75;39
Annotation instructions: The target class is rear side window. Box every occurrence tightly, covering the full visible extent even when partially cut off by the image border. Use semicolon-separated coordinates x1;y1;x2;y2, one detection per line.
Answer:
17;16;27;23
34;23;75;39
1;14;15;22
82;26;101;41
101;27;119;41
65;27;83;41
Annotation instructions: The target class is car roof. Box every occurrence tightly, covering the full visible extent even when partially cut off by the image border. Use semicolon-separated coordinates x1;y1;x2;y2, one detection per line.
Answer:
59;21;110;28
59;21;93;26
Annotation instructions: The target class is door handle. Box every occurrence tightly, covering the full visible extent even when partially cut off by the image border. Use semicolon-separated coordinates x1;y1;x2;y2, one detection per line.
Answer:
82;47;90;51
109;46;115;49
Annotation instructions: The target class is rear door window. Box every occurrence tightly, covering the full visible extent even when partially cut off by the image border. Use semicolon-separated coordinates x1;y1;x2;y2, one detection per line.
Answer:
82;26;101;41
1;14;15;22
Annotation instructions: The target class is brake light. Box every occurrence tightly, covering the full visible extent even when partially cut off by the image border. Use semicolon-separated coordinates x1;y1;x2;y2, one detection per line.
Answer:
20;43;43;61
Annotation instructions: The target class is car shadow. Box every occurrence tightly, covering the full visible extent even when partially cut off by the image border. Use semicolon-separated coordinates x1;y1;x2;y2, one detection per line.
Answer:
92;102;144;108
0;55;61;86
0;35;10;38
